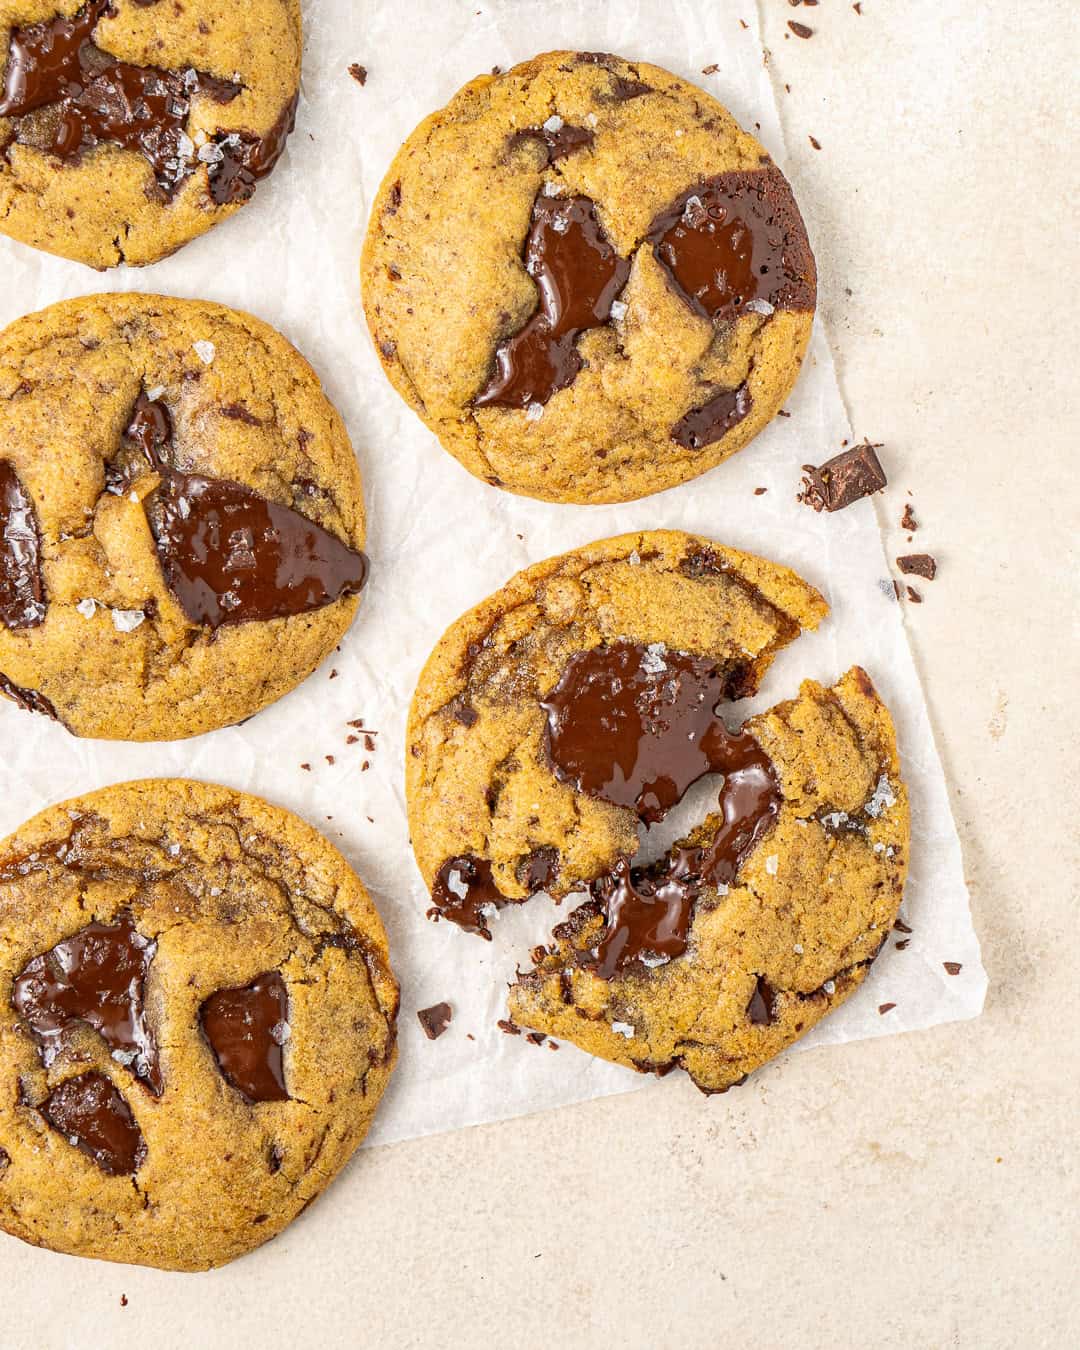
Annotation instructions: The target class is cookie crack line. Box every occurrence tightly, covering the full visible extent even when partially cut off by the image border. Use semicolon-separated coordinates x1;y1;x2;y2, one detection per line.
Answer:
0;0;295;206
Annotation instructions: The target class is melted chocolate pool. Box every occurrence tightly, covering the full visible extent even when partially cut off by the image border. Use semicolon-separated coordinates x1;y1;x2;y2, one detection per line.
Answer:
199;971;289;1102
475;194;629;409
38;1070;146;1175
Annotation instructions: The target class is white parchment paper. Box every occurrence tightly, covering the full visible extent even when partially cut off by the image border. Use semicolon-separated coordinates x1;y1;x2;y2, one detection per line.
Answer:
0;0;986;1146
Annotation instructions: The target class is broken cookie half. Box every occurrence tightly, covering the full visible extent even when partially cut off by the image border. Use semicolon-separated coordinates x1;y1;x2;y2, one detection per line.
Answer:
407;530;909;1092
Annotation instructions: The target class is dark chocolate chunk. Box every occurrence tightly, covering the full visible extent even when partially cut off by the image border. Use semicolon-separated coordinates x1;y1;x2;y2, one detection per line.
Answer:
0;0;293;203
496;1018;520;1035
799;441;887;512
897;553;936;580
12;913;162;1094
129;393;368;630
670;380;752;450
542;640;756;824
474;193;629;409
428;855;513;939
0;461;46;629
609;74;652;100
0;0;245;197
38;1071;146;1175
0;1146;9;1174
416;1002;453;1040
646;167;815;324
0;672;59;719
906;585;923;603
943;961;963;976
206;95;298;206
517;846;559;892
747;976;778;1025
200;971;290;1103
542;641;780;978
509;121;595;165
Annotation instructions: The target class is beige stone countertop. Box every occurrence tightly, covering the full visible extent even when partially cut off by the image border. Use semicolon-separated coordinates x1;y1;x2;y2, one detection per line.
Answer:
1;2;1076;1345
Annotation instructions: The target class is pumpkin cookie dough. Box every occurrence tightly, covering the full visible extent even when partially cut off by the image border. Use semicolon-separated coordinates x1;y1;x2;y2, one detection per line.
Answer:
406;531;908;1092
0;778;399;1270
0;0;301;268
0;293;369;741
362;50;816;504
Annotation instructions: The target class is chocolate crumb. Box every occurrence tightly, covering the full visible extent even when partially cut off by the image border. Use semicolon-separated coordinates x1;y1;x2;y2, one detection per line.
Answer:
300;763;311;771
895;939;910;950
799;441;887;512
417;1002;452;1040
898;553;937;580
120;1295;128;1308
788;21;814;38
943;961;963;976
809;135;822;150
853;2;862;12
900;503;918;532
496;1019;520;1036
466;1032;475;1041
525;1031;546;1046
346;734;358;744
878;1002;896;1015
702;63;720;74
329;669;339;680
777;409;791;417
754;487;767;495
906;585;923;603
547;1040;559;1050
894;919;913;934
739;18;748;29
348;64;367;85
325;755;335;765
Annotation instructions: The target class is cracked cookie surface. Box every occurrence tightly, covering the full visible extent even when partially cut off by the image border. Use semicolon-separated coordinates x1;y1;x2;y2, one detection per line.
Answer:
362;50;816;504
0;778;399;1271
406;532;908;1091
0;0;301;268
0;293;368;741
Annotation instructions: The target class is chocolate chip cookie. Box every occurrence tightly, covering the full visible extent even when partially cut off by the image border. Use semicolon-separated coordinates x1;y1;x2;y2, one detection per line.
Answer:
0;293;369;741
0;0;301;268
0;778;399;1270
406;531;909;1092
362;50;816;504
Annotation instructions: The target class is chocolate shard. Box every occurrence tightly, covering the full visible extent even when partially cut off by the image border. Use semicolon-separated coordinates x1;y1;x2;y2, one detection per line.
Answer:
416;1002;453;1040
0;461;46;629
799;441;887;512
747;976;779;1025
670;381;752;450
12;913;163;1095
0;673;59;719
206;95;298;206
38;1071;146;1176
646;167;816;323
897;553;936;580
508;121;595;165
474;193;629;409
200;971;290;1103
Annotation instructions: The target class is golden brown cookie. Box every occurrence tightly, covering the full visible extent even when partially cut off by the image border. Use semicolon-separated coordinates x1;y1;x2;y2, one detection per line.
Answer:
406;531;909;1092
0;293;369;741
362;50;816;504
0;0;301;269
0;778;399;1270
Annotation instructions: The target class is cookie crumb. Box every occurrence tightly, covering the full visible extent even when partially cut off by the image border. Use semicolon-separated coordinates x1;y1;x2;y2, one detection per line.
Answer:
417;1002;452;1040
348;63;367;85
